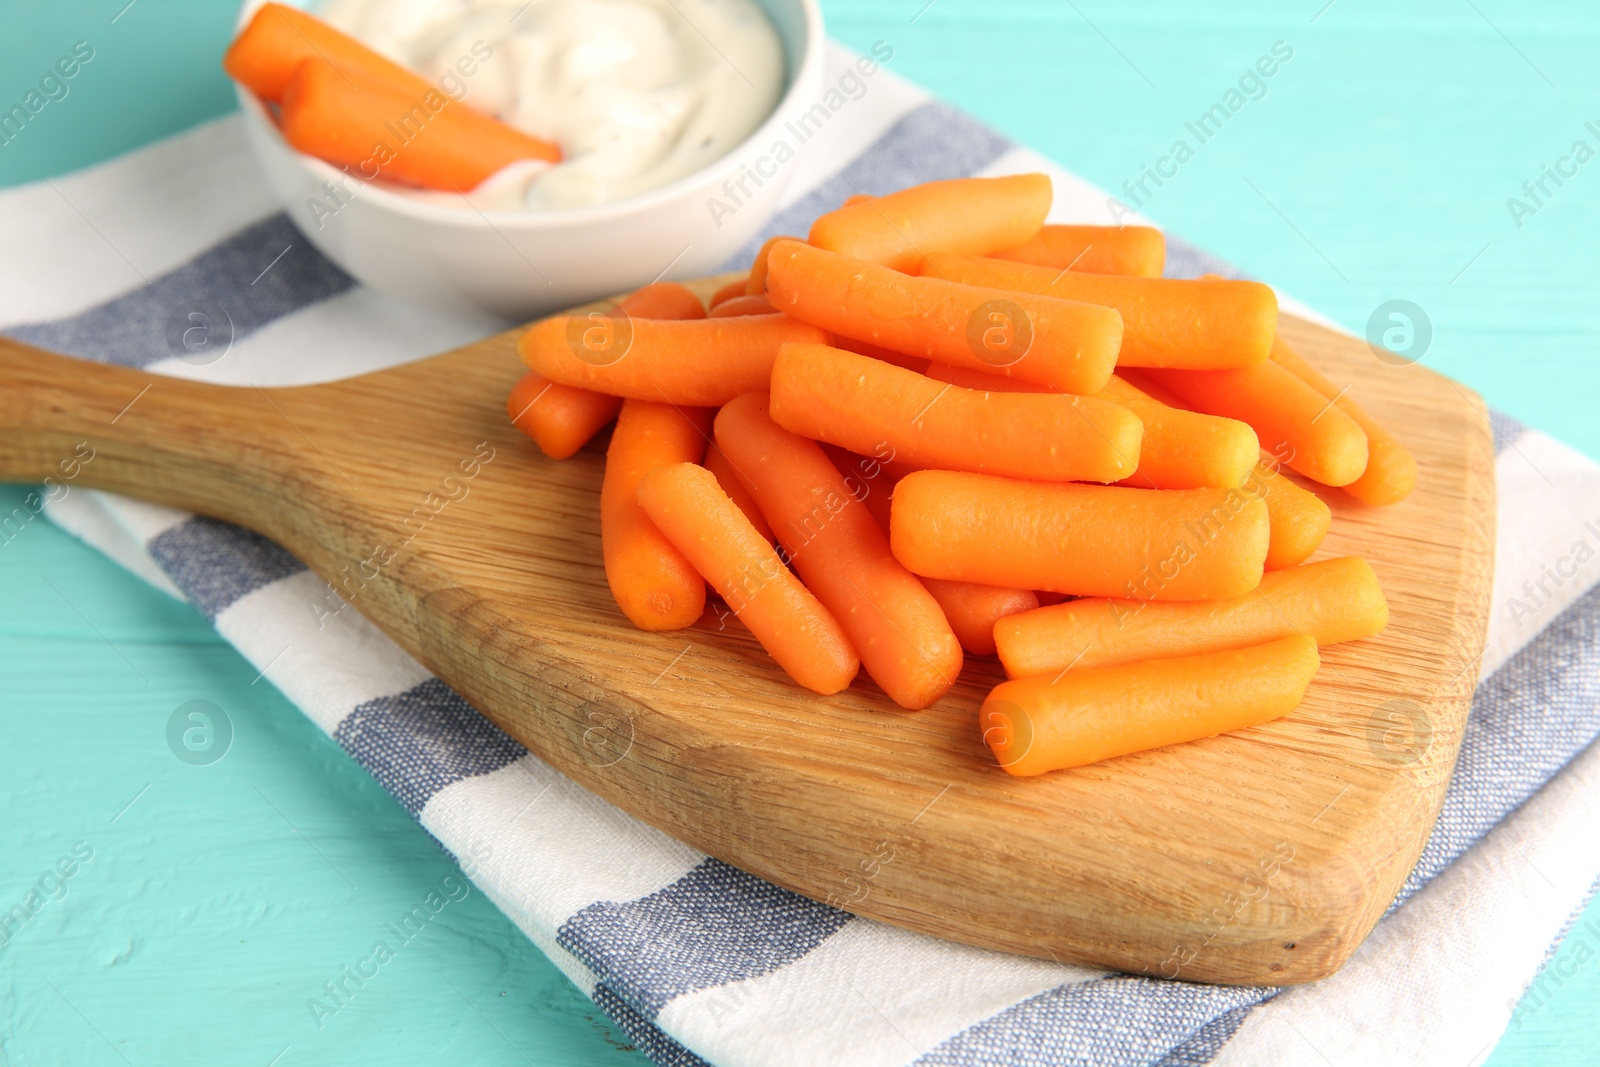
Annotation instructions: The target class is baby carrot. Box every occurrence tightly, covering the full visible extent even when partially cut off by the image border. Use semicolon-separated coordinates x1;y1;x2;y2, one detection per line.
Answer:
808;174;1053;273
995;556;1385;677
709;294;776;318
746;234;797;296
771;343;1142;483
982;636;1320;775
224;3;431;101
890;470;1269;600
615;281;706;320
602;402;714;630
766;240;1122;394
636;463;859;694
519;313;827;406
993;225;1167;278
921;578;1039;657
1270;334;1418;505
281;58;559;191
704;442;773;542
508;283;705;459
709;279;747;308
829;335;932;372
823;444;1043;652
821;444;911;533
1137;361;1370;487
507;372;620;460
922;362;1258;489
715;394;961;709
1248;460;1332;570
920;253;1276;371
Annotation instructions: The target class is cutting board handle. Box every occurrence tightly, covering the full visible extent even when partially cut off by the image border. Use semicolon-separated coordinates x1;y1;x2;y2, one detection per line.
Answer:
0;335;302;527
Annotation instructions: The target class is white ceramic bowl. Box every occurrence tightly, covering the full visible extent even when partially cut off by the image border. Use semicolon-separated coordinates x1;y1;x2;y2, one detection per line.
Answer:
235;0;825;320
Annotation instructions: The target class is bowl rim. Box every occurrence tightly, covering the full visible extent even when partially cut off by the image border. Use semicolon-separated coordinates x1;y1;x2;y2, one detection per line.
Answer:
235;0;827;231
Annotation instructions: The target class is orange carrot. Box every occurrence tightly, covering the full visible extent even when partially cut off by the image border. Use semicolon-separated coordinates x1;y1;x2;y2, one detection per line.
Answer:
1270;334;1417;505
746;234;797;296
281;58;559;191
821;444;910;533
224;3;432;101
923;362;1257;489
1248;460;1331;570
704;442;773;542
809;174;1052;273
995;556;1385;677
616;281;706;321
508;283;705;459
519;313;827;406
766;240;1122;394
993;225;1166;278
636;462;859;694
602;402;714;630
890;470;1269;600
982;636;1319;775
715;394;961;709
709;294;776;318
829;335;932;372
920;253;1276;371
709;279;747;308
824;444;1042;652
507;372;621;460
1136;360;1369;487
921;578;1039;657
770;343;1142;483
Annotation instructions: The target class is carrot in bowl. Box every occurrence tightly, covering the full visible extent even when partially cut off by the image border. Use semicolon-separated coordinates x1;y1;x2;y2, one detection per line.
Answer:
508;282;705;459
993;224;1167;278
920;253;1277;371
715;394;961;709
982;636;1320;775
765;240;1122;395
602;401;714;630
769;343;1143;484
921;578;1040;657
1137;360;1370;487
225;2;433;102
280;58;559;191
636;462;859;695
808;174;1053;273
519;313;827;406
922;362;1258;490
1269;334;1417;505
994;556;1386;678
1248;460;1332;570
890;470;1269;600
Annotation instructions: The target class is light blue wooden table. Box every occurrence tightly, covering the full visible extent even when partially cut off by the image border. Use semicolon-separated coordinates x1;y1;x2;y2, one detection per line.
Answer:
2;2;1596;1064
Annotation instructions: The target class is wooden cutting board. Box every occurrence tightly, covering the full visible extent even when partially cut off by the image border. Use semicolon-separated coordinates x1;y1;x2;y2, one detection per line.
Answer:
0;277;1494;985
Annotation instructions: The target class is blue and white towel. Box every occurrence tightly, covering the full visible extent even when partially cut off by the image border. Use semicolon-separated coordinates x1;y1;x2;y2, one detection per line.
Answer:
5;45;1600;1067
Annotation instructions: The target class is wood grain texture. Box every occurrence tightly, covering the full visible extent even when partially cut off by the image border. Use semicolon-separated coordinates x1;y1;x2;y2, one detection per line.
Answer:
0;278;1494;985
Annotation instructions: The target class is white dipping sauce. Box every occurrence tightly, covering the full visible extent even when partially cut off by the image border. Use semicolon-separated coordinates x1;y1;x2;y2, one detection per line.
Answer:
316;0;785;211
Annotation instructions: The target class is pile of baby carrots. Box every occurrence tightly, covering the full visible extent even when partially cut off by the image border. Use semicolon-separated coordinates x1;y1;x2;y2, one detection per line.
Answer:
224;4;560;191
508;173;1411;776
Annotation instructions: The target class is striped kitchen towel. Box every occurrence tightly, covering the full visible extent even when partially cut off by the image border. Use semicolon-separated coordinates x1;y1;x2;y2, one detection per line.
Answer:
5;44;1599;1067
